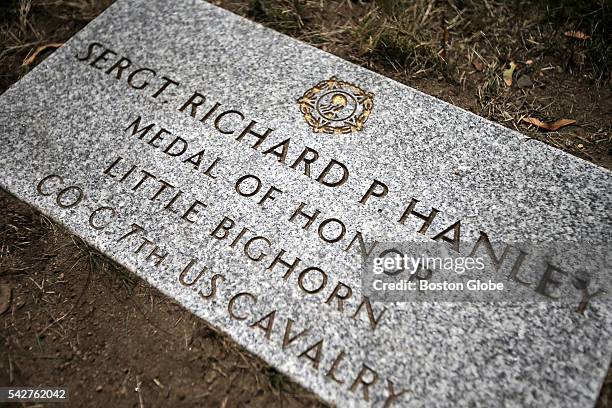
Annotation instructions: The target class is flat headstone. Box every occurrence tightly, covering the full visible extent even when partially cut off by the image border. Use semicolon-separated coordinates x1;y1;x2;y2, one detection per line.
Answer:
1;0;611;406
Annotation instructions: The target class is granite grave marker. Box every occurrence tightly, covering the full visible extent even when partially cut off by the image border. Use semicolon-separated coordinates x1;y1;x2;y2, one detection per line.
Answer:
0;0;611;406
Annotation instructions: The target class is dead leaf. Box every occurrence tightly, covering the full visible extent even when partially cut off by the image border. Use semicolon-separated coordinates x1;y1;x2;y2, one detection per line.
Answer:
22;43;63;66
521;117;576;131
564;31;591;40
0;284;11;315
503;62;516;86
472;60;484;72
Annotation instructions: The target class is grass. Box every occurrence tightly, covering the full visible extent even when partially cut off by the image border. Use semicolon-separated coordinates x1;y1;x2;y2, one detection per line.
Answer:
541;0;611;82
264;367;287;390
357;5;459;81
0;210;53;257
69;235;139;293
247;0;305;34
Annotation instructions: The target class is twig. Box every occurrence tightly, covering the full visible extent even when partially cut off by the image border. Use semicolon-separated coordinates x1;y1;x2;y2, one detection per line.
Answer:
8;347;13;384
37;257;91;337
136;375;144;408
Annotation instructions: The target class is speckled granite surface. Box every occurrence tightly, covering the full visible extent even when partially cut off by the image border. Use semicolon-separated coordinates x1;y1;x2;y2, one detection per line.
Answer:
0;0;611;406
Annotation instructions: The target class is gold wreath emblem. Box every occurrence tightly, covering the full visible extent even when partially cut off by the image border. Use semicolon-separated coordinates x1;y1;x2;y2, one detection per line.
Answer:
298;77;374;134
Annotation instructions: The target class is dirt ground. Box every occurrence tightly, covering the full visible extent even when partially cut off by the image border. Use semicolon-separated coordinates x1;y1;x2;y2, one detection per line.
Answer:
0;0;611;407
0;190;326;407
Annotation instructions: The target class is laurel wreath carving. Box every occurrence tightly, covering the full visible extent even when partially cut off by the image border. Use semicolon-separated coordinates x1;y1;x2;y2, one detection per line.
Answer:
298;77;374;134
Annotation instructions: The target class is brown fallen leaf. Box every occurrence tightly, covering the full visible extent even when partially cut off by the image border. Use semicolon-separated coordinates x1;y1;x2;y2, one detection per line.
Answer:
472;59;484;72
22;43;64;66
0;284;11;315
521;117;576;131
503;62;516;86
564;31;591;40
